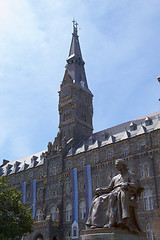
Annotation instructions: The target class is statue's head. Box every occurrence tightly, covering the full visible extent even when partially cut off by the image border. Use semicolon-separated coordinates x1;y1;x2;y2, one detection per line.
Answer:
115;158;128;171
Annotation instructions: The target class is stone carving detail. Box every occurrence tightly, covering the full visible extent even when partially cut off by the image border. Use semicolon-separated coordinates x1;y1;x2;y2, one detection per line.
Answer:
86;159;143;233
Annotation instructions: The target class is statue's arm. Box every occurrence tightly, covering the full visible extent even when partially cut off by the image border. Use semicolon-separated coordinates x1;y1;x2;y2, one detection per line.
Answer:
121;173;139;192
95;179;114;196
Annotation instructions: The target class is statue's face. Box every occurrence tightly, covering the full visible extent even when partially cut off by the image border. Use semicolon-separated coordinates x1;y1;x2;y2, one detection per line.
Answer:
115;161;124;171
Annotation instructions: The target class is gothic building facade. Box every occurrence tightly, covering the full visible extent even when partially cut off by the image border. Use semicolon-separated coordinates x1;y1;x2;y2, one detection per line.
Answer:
1;22;160;240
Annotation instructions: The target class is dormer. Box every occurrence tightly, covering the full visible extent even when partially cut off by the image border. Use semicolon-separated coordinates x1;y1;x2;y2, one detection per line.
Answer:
12;161;21;174
145;117;152;126
129;122;137;131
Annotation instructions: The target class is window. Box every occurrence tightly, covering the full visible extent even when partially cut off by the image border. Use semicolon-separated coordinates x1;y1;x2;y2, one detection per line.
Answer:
53;164;57;175
67;162;71;171
145;165;150;177
81;160;85;167
73;227;77;237
108;151;113;160
158;137;160;147
124;147;129;156
143;189;153;210
146;223;154;240
93;153;98;164
140;166;144;178
66;231;71;238
51;206;59;221
140;141;146;151
140;164;150;178
36;209;43;221
79;201;86;220
66;203;72;221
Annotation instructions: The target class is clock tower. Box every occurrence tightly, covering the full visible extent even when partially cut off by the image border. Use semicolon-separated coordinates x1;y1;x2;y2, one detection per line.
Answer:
54;21;93;150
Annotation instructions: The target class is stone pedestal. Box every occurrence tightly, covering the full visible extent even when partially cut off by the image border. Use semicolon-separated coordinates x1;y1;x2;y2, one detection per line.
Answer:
81;228;147;240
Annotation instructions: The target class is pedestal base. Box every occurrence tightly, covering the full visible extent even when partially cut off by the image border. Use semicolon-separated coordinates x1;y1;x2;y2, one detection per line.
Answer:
81;228;147;240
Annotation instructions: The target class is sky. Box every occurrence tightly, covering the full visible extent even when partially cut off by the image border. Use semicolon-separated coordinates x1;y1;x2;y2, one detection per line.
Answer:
0;0;160;165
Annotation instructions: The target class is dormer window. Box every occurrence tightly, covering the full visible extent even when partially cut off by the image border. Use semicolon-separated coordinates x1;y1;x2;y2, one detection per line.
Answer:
145;117;152;126
102;132;108;141
89;136;95;144
130;122;137;131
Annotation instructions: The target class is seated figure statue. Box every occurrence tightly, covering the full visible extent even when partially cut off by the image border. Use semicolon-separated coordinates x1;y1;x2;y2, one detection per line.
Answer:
86;159;142;232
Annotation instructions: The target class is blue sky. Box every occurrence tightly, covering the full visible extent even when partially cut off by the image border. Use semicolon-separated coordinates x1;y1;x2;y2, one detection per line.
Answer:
0;0;160;164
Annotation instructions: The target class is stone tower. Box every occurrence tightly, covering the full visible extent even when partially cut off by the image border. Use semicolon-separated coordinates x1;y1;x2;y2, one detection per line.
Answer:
54;21;93;150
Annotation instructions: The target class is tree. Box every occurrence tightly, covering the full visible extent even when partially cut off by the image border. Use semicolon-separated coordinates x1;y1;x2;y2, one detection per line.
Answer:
0;177;33;240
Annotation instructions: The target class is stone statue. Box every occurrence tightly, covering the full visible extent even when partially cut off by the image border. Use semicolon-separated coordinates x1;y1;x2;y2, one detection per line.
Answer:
86;159;142;233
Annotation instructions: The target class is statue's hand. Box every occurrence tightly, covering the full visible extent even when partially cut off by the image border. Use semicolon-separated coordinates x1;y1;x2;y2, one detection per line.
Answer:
121;182;128;190
95;188;102;196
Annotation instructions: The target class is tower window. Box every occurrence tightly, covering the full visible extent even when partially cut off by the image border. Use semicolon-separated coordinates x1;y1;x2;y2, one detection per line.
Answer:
36;209;43;221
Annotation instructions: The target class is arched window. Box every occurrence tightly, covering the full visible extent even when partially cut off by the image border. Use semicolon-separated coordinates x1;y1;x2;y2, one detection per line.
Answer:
140;165;144;178
144;164;150;177
79;201;86;220
36;209;43;222
51;206;59;221
140;164;150;178
146;223;154;240
143;189;153;210
66;203;72;221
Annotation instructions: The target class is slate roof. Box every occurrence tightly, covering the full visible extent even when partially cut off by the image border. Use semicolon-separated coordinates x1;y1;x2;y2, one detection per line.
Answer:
1;111;160;176
66;111;160;157
0;151;46;177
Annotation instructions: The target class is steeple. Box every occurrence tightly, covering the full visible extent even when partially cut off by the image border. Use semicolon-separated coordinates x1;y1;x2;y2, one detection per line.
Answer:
66;20;91;94
67;20;84;66
53;21;93;151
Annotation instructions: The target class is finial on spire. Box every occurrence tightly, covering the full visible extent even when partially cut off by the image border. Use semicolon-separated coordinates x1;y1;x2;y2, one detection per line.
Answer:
72;19;78;35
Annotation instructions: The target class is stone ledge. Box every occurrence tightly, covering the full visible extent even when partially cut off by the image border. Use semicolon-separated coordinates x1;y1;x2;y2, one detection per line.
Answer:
81;228;147;240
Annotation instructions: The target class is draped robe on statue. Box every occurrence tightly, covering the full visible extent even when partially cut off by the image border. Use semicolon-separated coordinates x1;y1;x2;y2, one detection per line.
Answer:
86;171;141;231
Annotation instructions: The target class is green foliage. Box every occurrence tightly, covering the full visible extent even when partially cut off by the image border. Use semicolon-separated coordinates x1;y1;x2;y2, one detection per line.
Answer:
0;177;33;240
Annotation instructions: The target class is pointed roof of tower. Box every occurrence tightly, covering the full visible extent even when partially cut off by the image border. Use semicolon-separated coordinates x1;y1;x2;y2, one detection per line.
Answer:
67;20;84;66
65;21;92;95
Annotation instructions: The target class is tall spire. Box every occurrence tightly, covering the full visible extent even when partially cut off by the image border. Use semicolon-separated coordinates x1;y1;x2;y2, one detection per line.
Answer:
66;20;91;94
53;21;93;150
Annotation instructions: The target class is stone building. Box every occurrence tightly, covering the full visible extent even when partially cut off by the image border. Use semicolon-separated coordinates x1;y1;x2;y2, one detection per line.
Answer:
0;21;160;240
